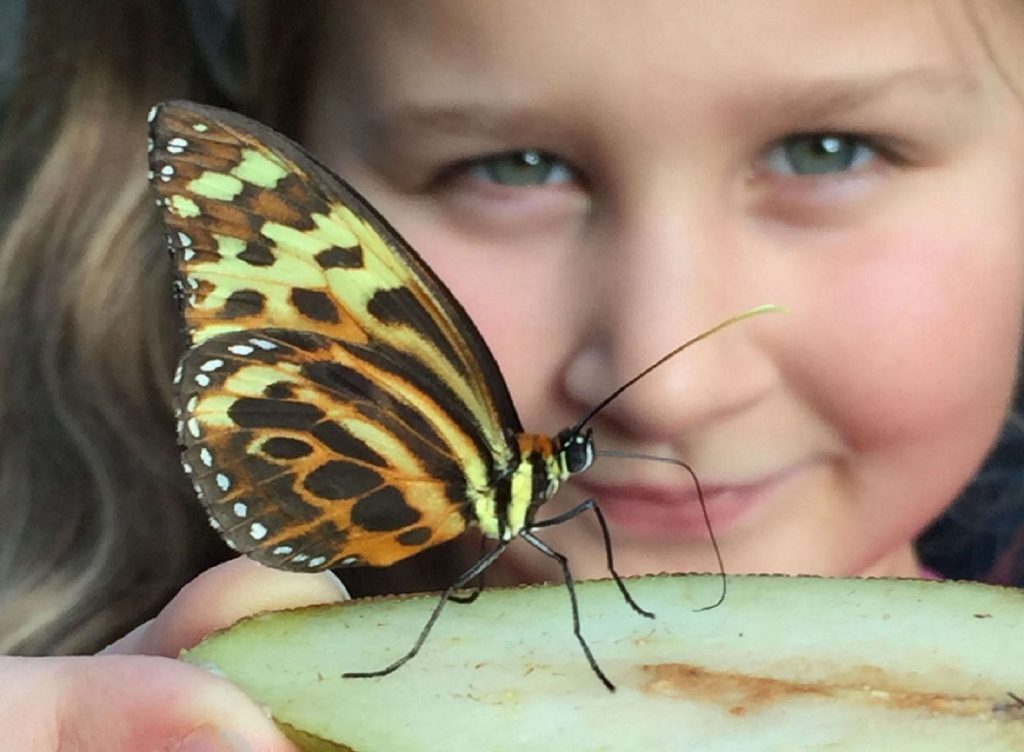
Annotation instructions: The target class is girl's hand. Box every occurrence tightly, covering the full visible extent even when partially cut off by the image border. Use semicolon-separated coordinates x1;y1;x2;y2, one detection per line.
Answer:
1;557;349;751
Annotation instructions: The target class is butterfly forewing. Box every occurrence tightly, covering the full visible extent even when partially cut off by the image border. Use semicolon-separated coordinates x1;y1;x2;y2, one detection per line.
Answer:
150;100;522;569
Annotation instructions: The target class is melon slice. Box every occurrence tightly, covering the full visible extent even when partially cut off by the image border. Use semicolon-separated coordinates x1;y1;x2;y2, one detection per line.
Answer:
182;574;1024;751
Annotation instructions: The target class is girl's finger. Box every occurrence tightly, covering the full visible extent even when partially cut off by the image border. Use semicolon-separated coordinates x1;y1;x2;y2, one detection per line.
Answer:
104;557;349;657
2;653;298;751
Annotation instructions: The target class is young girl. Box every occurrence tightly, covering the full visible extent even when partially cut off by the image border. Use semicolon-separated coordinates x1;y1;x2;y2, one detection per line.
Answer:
3;1;1024;749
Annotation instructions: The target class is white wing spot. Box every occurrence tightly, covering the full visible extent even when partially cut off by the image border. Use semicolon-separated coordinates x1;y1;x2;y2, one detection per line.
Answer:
209;517;221;531
147;105;158;123
176;231;193;247
160;164;174;176
186;277;199;290
166;137;189;154
147;137;154;153
272;545;294;556
183;248;195;262
224;538;239;551
194;373;210;387
292;554;309;563
186;395;198;413
192;122;209;132
307;556;327;568
199;447;213;466
249;338;277;350
340;556;360;566
187;417;201;438
200;358;224;372
172;364;183;384
216;473;231;492
227;344;255;356
181;461;193;475
233;501;248;518
250;522;268;540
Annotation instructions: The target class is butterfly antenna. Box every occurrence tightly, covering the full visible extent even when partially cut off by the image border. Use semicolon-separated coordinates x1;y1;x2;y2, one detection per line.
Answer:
595;449;726;611
571;304;784;434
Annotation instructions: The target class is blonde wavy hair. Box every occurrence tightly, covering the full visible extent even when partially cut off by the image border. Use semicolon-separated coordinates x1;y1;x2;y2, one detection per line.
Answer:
0;0;318;654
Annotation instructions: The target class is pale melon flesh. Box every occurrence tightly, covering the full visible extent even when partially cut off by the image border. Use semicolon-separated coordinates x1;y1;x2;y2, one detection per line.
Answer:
182;574;1024;751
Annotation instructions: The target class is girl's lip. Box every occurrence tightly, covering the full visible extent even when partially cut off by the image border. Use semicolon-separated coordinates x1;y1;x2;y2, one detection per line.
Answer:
571;463;806;541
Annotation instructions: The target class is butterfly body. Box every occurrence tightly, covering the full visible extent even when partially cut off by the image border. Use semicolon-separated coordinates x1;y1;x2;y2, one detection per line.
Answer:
150;100;595;572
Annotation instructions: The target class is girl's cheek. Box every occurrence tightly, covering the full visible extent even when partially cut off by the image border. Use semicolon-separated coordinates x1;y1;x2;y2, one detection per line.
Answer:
785;229;1023;451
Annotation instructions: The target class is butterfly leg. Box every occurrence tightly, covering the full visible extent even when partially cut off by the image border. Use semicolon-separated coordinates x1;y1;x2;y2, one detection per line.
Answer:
448;534;489;605
343;540;511;680
519;530;615;692
531;499;655;619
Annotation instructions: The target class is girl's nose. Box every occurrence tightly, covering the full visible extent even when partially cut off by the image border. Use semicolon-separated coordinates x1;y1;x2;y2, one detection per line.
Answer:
562;198;780;441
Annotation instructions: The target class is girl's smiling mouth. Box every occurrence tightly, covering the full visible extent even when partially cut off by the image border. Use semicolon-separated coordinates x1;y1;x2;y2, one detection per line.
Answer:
572;460;817;541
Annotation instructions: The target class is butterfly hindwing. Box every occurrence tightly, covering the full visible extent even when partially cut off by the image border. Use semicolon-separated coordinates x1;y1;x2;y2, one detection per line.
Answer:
177;327;475;569
150;100;521;567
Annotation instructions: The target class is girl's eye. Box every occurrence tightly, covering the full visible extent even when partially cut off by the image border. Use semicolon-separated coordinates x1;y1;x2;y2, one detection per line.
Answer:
762;133;879;176
463;150;575;187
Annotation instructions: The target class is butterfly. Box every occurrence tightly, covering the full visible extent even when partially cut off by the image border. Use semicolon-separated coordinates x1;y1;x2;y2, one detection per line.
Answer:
148;99;775;691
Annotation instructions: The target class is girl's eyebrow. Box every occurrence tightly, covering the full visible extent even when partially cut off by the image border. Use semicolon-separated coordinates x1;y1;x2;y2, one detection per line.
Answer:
748;67;980;119
364;104;561;144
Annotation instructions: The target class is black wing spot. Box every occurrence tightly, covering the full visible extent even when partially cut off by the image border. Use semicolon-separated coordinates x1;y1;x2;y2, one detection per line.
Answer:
238;242;276;267
304;460;382;500
316;245;363;269
351;487;421;531
291;288;340;324
261;436;314;459
219;289;266;319
263;381;295;399
227;397;325;429
396;526;432;546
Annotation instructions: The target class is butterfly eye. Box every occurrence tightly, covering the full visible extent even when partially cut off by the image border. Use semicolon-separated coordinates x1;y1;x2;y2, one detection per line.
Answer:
560;429;595;474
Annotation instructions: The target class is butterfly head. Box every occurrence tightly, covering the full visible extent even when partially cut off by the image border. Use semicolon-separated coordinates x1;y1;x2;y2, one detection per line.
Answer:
556;427;596;477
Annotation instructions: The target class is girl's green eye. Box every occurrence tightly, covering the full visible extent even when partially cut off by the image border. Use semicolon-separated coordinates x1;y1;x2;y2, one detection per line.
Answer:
466;150;574;187
764;134;877;176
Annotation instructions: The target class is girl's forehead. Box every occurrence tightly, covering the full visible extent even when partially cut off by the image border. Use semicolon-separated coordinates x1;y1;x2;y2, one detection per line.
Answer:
316;1;1024;105
309;1;1024;146
322;2;1020;62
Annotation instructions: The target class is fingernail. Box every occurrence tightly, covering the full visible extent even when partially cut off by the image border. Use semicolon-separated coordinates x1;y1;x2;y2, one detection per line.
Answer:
172;726;251;752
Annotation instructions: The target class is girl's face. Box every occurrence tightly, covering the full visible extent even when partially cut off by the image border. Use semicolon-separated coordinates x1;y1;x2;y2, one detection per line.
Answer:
305;1;1024;581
